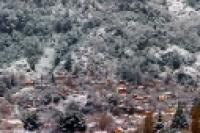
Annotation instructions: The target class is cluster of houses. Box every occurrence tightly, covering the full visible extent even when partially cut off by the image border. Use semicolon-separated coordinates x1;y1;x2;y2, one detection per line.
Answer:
0;59;198;132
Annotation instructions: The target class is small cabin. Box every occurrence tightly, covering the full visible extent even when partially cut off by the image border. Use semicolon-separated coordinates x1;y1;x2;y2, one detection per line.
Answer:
0;119;23;130
165;106;176;115
21;80;35;87
158;95;167;102
134;106;145;115
163;91;176;98
114;127;122;133
55;75;66;84
117;80;127;95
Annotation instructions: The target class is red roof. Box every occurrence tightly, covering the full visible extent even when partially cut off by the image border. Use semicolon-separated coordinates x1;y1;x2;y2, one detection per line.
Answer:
119;80;126;85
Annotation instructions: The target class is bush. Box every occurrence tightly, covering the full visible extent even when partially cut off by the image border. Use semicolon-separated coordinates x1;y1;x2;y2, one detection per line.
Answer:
21;111;41;131
42;94;52;105
119;64;142;84
82;18;101;32
82;103;95;114
171;104;188;129
64;55;72;72
0;82;7;97
176;73;196;86
107;94;119;107
99;113;112;130
187;0;200;9
67;101;80;111
55;18;72;33
160;51;183;70
57;110;87;133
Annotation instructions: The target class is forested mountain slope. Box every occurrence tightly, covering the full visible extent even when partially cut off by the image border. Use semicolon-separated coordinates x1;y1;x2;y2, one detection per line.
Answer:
1;0;200;85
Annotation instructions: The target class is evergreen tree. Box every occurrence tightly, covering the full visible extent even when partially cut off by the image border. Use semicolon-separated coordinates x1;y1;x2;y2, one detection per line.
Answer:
57;110;86;133
51;73;55;84
191;97;200;133
154;111;164;132
64;55;72;72
170;103;188;130
21;111;41;131
10;74;16;86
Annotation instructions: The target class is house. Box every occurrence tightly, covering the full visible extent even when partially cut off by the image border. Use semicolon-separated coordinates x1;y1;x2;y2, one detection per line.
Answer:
158;91;176;101
54;74;67;84
163;91;176;98
153;79;162;88
106;79;113;86
21;79;35;87
0;97;12;119
114;127;124;133
9;58;30;73
165;106;176;116
134;106;145;115
0;119;23;130
94;131;107;133
158;95;167;102
53;72;76;87
137;85;145;89
117;81;127;95
0;69;8;78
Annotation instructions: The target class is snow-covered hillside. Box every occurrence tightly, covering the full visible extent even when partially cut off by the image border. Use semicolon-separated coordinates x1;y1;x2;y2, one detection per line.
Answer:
167;0;198;19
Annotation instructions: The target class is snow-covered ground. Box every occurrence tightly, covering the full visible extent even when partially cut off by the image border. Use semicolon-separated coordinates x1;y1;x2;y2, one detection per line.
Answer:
194;53;200;71
35;47;55;76
167;0;198;19
163;45;190;57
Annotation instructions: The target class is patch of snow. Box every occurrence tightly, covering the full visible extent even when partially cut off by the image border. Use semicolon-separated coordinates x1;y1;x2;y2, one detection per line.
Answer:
167;0;198;19
194;53;200;69
20;87;34;93
127;21;137;27
35;47;55;76
2;119;23;125
67;94;87;105
179;66;198;79
7;58;30;73
125;49;134;57
127;127;137;132
69;9;75;17
162;45;190;57
51;2;66;16
94;131;107;133
87;122;97;128
115;119;125;125
96;27;106;37
59;94;88;110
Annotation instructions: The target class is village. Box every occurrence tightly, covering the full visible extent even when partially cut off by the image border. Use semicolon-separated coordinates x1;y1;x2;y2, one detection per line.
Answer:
0;59;199;133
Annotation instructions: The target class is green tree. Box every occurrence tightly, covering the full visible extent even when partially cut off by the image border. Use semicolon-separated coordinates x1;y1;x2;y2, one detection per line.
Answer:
64;55;72;72
57;110;86;133
170;103;188;130
154;111;164;132
21;111;41;131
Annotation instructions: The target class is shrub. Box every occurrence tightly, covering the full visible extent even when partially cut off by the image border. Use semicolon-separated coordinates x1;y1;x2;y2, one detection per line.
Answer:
57;110;87;133
170;104;188;129
187;0;200;9
176;73;196;86
21;111;41;131
55;18;72;33
160;51;183;70
42;94;52;105
99;113;112;130
64;55;72;72
82;103;95;114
